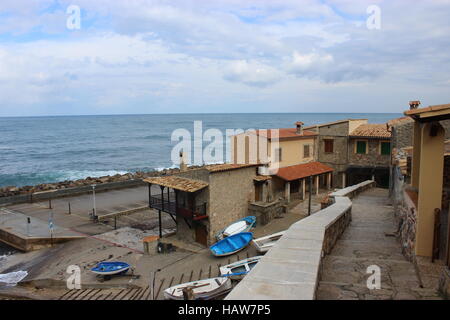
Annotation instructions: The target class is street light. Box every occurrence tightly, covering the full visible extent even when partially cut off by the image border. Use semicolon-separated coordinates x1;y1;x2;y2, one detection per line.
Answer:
92;184;97;219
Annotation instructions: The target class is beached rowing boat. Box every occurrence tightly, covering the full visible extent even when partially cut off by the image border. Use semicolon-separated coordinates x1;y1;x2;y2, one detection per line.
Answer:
219;256;262;280
90;261;130;276
210;232;253;257
215;216;256;241
252;231;285;254
164;277;232;300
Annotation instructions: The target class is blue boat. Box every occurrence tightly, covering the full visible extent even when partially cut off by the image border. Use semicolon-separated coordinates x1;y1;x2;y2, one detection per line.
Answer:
215;216;256;241
210;232;253;257
90;261;130;276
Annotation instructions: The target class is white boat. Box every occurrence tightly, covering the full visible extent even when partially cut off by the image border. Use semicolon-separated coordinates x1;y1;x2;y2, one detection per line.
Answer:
215;216;256;241
224;220;247;237
163;277;232;300
219;256;263;280
252;231;286;254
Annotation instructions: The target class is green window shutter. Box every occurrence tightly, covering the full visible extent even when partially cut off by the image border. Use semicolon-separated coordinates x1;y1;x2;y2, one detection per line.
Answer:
381;142;391;155
356;141;367;154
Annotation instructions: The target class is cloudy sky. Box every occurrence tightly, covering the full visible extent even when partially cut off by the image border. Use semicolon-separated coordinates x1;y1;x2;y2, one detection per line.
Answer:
0;0;449;116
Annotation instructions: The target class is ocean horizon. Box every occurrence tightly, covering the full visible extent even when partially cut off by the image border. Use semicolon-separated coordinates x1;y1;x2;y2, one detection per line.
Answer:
0;113;401;188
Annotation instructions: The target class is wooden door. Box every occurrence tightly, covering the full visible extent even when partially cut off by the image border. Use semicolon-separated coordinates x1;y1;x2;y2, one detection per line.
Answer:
195;224;208;246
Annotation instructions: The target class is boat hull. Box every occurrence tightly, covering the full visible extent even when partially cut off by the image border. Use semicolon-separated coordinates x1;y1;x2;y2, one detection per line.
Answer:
219;256;262;280
164;277;232;300
252;231;285;254
90;262;131;276
216;216;256;241
210;232;253;257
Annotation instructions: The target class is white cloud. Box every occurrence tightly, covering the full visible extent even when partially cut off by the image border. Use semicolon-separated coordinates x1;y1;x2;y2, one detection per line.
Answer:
223;60;282;87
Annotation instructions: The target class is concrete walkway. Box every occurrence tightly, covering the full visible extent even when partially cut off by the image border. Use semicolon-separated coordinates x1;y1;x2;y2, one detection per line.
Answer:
317;188;443;300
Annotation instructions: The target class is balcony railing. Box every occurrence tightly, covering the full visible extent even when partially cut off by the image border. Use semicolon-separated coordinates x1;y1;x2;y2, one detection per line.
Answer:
149;195;207;220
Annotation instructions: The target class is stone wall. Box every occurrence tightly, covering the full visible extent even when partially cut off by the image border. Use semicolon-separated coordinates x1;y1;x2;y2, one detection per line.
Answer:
0;166;209;206
396;189;418;261
207;166;258;244
348;138;391;168
248;200;283;225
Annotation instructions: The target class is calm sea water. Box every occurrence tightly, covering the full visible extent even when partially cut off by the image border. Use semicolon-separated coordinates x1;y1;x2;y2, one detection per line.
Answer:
0;113;400;188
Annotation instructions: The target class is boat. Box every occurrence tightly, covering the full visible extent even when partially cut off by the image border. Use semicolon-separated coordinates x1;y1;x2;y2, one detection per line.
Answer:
210;232;253;257
164;277;232;300
252;231;285;254
90;261;130;276
219;256;263;280
215;216;256;241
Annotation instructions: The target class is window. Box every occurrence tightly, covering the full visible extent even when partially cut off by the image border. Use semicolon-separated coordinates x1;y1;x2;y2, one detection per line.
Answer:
324;139;334;153
303;144;310;158
275;147;282;162
356;140;367;154
380;141;391;155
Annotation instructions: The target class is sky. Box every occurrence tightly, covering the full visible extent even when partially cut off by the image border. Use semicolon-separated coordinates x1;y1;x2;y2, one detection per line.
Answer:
0;0;449;116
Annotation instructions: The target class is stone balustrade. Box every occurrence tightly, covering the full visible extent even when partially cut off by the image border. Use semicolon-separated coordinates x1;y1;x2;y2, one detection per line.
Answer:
225;180;375;300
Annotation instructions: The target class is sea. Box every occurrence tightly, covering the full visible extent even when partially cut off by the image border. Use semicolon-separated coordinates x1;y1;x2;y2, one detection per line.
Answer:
0;113;401;189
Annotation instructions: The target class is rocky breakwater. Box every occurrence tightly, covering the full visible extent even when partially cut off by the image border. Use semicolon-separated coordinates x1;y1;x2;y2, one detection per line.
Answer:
0;167;191;198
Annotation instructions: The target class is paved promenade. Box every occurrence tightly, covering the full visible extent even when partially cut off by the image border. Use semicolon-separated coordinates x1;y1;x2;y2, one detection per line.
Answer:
317;188;442;300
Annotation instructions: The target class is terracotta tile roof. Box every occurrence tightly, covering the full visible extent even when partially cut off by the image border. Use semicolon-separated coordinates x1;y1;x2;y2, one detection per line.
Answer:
303;118;368;130
253;128;317;140
276;162;334;181
404;103;450;116
143;176;208;192
205;163;259;173
387;116;413;127
349;124;391;139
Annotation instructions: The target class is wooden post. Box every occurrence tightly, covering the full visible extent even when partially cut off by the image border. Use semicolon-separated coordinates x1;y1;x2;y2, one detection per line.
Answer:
160;186;165;212
315;175;319;195
158;210;162;238
48;199;52;209
68;202;71;215
302;178;306;200
308;176;312;216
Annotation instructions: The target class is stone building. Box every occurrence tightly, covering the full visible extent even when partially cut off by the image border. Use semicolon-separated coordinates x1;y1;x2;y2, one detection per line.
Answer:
305;119;391;188
144;163;283;247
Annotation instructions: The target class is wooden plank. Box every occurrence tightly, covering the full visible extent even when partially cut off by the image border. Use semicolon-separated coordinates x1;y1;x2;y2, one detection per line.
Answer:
136;286;149;300
155;278;165;300
208;265;211;278
70;289;88;300
121;288;137;300
58;290;75;300
130;288;142;300
76;288;96;300
87;289;103;300
198;269;202;280
179;273;184;284
111;289;125;300
188;270;193;282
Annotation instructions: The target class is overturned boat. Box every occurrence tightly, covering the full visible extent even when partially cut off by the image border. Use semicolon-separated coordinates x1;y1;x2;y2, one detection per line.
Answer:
215;216;256;241
252;231;285;254
219;256;262;280
164;277;232;300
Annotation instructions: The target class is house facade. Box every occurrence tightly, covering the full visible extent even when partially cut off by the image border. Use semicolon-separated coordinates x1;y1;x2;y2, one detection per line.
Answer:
306;119;392;188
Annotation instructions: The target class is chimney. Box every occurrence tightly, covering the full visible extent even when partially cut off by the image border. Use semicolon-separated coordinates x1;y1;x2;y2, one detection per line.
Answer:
179;151;187;172
295;121;304;135
409;100;421;110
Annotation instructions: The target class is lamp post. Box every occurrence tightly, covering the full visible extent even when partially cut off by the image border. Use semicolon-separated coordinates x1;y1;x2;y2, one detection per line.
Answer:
92;184;97;219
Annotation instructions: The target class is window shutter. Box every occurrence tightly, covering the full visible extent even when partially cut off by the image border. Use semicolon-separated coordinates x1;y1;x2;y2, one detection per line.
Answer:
356;141;367;154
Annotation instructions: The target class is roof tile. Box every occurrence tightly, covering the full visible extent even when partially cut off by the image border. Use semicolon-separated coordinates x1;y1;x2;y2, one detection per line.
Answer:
276;162;334;181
